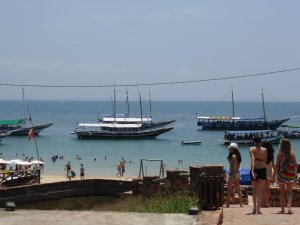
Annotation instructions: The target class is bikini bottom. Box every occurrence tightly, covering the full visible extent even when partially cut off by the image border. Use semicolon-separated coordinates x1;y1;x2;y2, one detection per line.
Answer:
250;168;266;181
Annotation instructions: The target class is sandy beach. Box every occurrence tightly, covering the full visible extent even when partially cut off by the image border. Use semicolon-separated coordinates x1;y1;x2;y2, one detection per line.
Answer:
39;174;135;184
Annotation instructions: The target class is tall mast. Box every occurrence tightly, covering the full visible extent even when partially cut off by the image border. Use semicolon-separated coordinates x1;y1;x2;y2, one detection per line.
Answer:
126;89;130;117
149;90;152;118
261;88;266;121
113;85;116;122
231;87;235;117
139;92;143;123
27;104;40;169
22;85;26;123
111;96;114;117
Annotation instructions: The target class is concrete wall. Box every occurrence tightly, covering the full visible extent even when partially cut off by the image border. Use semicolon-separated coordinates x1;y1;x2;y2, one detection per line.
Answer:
0;179;132;206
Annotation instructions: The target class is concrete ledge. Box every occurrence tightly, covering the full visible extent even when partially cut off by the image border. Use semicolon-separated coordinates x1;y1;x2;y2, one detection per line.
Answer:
197;208;223;225
0;179;132;206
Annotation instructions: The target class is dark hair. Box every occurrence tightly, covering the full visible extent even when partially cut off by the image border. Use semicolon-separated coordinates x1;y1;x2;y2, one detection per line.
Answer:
261;141;274;164
253;135;261;143
227;148;242;164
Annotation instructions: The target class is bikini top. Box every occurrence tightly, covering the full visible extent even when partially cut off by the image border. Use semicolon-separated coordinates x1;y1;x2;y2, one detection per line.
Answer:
255;158;265;162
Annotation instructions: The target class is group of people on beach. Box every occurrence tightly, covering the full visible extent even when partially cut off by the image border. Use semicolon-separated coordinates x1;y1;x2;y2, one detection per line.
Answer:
65;162;85;180
116;160;125;177
226;135;298;214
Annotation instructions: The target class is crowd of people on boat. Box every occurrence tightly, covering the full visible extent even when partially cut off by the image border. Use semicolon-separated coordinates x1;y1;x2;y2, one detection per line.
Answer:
224;131;275;141
226;136;298;214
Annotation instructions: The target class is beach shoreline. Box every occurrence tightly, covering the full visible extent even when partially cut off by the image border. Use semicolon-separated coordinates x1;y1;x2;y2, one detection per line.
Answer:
39;174;135;184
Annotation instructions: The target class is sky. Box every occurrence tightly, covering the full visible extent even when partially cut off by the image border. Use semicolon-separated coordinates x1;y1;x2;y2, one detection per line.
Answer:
0;0;299;101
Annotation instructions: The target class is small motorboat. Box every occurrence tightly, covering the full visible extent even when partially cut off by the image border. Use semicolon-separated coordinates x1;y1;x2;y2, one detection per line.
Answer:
180;140;202;145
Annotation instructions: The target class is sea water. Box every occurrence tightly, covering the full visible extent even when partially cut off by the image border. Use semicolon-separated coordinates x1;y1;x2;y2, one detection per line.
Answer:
1;100;300;177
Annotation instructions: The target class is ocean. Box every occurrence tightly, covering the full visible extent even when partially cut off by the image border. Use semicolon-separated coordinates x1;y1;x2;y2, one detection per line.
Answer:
1;100;300;177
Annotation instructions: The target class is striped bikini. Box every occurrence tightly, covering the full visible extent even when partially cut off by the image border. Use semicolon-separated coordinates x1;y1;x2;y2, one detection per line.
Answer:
277;157;297;183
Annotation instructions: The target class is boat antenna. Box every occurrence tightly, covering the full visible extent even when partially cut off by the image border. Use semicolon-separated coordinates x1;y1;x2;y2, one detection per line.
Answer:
149;90;152;118
26;104;41;170
113;83;116;122
139;92;143;124
231;86;235;117
126;89;130;117
261;87;266;121
21;83;26;124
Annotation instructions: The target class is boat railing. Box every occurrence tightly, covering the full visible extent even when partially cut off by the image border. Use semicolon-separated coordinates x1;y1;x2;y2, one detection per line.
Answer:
76;126;172;134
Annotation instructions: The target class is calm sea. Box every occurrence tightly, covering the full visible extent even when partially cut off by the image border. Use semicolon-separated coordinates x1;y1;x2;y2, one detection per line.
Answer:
1;100;300;177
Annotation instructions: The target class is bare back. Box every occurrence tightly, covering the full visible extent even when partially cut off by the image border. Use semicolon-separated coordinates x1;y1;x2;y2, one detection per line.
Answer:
249;146;267;169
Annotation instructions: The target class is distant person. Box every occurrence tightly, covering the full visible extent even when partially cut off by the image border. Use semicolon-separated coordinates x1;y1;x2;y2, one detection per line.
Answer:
80;163;85;180
226;143;243;207
71;170;76;178
249;135;267;214
261;141;275;207
121;160;125;176
65;162;72;181
116;161;122;177
273;138;298;214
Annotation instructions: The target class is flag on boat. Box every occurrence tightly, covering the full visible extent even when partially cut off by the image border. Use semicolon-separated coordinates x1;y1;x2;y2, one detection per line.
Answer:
28;128;35;140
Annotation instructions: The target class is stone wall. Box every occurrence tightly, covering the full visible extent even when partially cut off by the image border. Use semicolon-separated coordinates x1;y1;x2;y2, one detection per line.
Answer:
269;185;300;207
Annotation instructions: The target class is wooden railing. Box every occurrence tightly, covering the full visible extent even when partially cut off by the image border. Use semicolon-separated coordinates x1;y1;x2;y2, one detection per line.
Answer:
0;169;40;187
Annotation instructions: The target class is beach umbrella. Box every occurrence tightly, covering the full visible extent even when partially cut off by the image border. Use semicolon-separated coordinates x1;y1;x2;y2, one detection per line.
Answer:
8;159;23;164
30;160;45;165
9;159;32;165
0;158;11;164
19;161;32;166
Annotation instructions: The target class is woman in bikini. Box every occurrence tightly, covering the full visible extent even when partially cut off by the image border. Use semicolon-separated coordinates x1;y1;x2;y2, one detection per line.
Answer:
226;142;243;207
273;138;297;214
249;135;267;214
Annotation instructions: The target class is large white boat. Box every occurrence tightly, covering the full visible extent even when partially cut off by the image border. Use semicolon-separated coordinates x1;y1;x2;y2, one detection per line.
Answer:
72;89;174;139
98;90;175;128
223;129;281;146
99;116;175;129
73;122;173;139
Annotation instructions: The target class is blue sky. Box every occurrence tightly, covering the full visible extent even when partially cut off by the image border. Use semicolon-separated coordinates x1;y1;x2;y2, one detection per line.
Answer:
0;1;299;101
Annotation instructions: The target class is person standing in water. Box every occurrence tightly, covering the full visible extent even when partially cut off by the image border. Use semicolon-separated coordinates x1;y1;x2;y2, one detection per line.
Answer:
66;162;72;181
80;163;85;180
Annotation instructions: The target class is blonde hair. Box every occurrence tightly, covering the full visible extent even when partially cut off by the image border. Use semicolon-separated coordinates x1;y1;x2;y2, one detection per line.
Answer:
279;138;295;162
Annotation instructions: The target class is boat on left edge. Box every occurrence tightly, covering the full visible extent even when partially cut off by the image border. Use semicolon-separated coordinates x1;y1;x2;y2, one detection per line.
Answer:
0;131;12;142
0;119;53;135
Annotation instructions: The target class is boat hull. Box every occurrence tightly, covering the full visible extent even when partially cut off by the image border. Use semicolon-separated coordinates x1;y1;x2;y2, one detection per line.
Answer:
143;120;176;129
10;123;54;135
75;127;174;139
0;132;11;142
181;141;202;145
223;136;281;146
198;118;289;131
